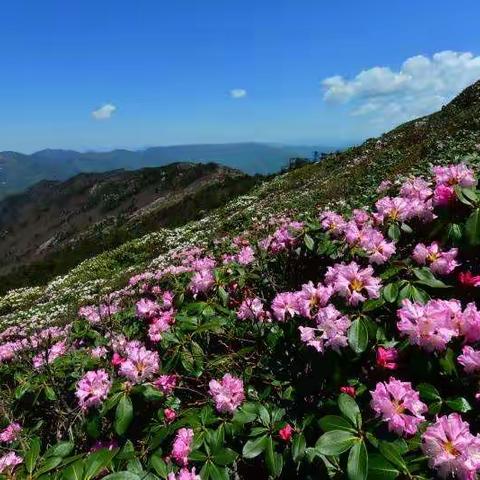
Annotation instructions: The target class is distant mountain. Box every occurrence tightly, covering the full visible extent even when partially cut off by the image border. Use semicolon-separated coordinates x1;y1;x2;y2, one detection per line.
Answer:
0;142;334;199
0;162;259;290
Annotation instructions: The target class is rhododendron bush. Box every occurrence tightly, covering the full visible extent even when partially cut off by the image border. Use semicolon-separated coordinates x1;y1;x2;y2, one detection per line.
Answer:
1;162;480;479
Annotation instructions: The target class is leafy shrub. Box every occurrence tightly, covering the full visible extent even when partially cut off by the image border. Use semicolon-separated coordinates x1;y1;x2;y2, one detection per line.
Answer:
1;162;480;479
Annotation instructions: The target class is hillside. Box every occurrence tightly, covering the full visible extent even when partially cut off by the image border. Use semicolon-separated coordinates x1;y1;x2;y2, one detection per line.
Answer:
0;162;258;292
0;142;333;199
1;81;480;479
1;80;480;329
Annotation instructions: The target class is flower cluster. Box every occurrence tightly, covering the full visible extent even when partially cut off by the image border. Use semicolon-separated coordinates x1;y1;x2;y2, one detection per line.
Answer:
209;374;245;414
397;299;480;351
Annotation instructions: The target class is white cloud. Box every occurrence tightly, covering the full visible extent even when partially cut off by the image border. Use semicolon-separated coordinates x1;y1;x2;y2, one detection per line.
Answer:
92;103;116;120
322;51;480;124
230;88;247;99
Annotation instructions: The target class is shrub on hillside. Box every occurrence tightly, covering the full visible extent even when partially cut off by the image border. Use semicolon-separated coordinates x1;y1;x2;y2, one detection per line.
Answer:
1;162;480;479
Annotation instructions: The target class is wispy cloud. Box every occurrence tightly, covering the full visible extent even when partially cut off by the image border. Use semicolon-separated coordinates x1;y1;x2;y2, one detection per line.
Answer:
229;88;247;99
322;51;480;124
92;103;117;120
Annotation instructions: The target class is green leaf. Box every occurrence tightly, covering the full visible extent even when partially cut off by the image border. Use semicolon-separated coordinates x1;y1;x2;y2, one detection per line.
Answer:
115;395;133;436
466;209;480;246
208;463;229;480
265;436;283;478
62;460;84;480
35;456;64;475
242;435;267;459
338;393;362;428
417;383;441;402
348;318;368;354
383;283;399;303
45;441;74;458
378;442;408;473
446;397;472;413
257;405;270;426
368;453;399;480
361;298;385;312
347;441;368;480
399;283;429;303
102;473;141;480
316;430;358;456
213;448;238;466
292;434;306;462
150;454;168;478
319;415;356;432
440;348;458;376
447;223;463;243
304;233;315;251
388;223;400;242
413;267;449;289
84;448;117;480
25;437;41;473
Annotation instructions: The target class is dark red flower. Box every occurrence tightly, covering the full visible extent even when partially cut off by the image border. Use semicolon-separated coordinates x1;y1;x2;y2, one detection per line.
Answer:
278;424;293;442
376;346;399;370
340;386;356;397
111;352;126;366
458;271;480;288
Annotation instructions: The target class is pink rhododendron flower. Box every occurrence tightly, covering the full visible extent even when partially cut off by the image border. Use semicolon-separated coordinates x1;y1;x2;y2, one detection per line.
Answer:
209;373;245;414
458;271;480;287
370;378;427;436
260;221;303;253
377;180;392;193
167;467;201;480
75;369;112;410
91;346;108;359
376;347;399;370
119;343;160;383
153;374;177;394
136;298;161;319
433;164;476;187
374;196;413;223
0;451;22;473
320;211;347;235
412;242;459;275
422;413;480;480
33;340;68;369
189;269;215;295
325;262;381;306
79;302;120;324
397;299;458;351
237;246;255;265
358;228;396;265
433;184;456;206
295;281;333;318
299;304;351;353
458;346;480;374
0;423;21;443
352;208;371;226
148;309;175;342
400;177;433;201
278;424;293;442
458;303;480;343
271;292;300;321
171;428;194;466
237;297;270;322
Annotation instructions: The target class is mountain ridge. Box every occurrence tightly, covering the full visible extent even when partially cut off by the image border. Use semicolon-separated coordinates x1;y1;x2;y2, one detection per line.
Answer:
0;142;335;199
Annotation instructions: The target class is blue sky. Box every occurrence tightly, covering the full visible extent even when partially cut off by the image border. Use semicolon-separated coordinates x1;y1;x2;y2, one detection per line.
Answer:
2;0;480;152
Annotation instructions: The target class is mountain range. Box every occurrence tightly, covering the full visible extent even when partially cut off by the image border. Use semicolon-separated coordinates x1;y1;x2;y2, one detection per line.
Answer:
0;162;258;291
0;142;334;199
